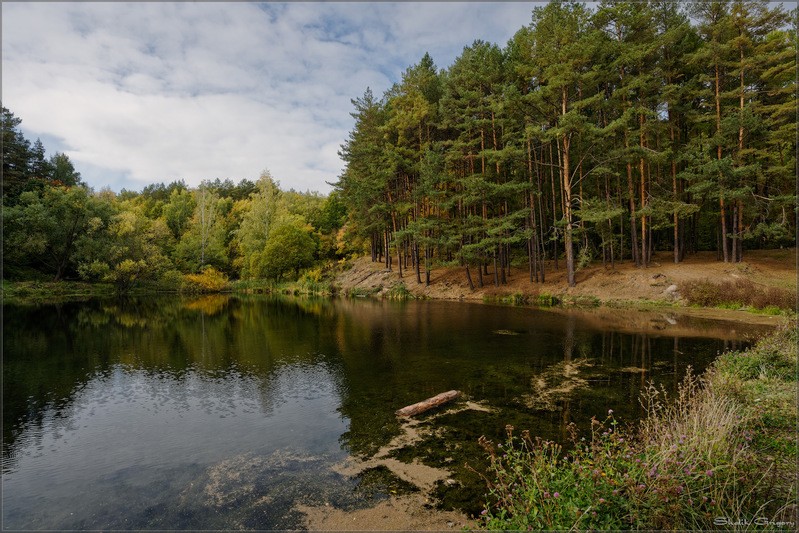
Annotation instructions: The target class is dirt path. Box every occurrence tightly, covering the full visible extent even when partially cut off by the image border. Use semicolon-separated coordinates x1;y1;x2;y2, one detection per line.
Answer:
335;249;796;311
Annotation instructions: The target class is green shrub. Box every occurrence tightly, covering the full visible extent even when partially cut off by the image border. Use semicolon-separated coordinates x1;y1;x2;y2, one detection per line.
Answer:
158;269;185;291
536;293;559;307
386;283;413;301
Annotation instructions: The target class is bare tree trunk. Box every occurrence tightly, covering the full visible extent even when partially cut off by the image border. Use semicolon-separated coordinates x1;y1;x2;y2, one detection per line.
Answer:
492;249;499;287
672;163;679;264
549;142;559;271
627;161;639;266
715;61;729;263
736;42;745;264
639;114;647;268
730;203;739;263
415;242;422;284
721;197;729;262
737;200;744;262
425;246;431;286
465;264;475;290
385;230;391;270
562;89;575;287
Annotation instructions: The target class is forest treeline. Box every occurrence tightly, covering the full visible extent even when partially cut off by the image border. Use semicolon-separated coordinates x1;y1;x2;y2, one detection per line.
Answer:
336;0;796;287
2;106;350;289
2;0;796;292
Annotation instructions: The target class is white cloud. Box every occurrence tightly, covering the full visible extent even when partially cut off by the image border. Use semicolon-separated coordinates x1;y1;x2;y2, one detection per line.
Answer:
2;2;534;193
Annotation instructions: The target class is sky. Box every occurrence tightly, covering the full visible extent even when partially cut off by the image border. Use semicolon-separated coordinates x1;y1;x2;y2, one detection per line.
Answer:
3;2;538;194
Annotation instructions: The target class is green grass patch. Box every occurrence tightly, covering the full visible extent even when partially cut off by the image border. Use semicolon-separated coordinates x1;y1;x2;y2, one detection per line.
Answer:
486;293;530;306
535;293;560;306
347;286;381;298
562;295;601;308
483;292;560;307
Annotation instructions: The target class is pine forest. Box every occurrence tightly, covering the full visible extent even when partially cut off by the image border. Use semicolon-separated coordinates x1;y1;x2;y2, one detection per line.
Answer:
3;0;796;291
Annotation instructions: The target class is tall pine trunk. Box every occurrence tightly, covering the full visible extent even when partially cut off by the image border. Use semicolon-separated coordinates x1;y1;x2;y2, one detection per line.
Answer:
562;88;575;287
715;62;729;263
639;113;648;267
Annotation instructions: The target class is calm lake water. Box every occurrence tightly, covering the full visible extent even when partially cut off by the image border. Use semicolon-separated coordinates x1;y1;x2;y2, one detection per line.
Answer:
2;295;771;529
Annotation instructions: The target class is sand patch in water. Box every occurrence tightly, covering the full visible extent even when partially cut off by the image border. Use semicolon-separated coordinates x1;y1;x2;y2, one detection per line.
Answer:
300;398;490;529
299;493;472;531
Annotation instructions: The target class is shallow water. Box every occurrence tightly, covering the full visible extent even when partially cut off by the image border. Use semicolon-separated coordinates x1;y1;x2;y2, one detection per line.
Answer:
2;295;771;529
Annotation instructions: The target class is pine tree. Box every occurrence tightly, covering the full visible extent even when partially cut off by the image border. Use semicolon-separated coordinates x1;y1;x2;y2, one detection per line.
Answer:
527;0;599;286
2;106;33;203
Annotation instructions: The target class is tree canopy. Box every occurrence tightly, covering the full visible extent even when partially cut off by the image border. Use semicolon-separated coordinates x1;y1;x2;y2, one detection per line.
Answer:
2;1;794;290
335;0;795;286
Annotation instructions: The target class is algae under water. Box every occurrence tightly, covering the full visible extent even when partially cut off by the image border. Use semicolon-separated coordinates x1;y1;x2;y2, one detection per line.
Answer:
2;295;771;529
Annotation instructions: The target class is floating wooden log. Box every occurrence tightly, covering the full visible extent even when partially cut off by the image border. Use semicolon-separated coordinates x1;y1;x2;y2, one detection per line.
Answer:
396;390;461;417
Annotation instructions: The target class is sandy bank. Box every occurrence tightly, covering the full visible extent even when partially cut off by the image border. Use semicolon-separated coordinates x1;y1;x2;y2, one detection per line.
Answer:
335;249;796;319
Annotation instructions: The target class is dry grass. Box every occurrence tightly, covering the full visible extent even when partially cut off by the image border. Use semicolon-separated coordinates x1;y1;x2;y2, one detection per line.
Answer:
681;278;796;311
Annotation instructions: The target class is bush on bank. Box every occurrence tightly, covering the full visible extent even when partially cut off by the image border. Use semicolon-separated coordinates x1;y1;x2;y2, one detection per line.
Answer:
682;279;796;312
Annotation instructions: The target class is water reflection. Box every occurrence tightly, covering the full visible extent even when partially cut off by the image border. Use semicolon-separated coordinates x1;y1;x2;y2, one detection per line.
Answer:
2;295;771;529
